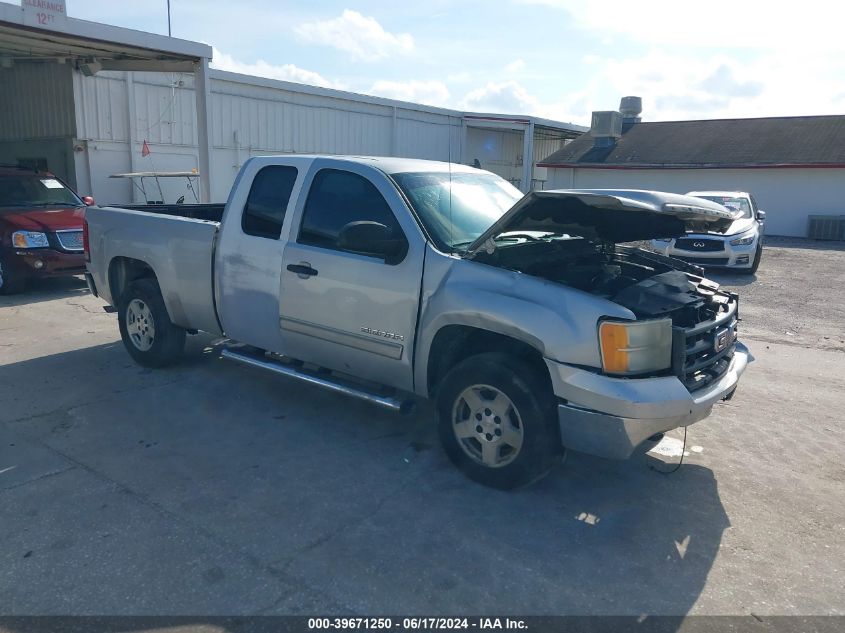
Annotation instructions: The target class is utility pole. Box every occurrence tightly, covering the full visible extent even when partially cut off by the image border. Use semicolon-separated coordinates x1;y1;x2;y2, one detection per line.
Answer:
166;0;172;36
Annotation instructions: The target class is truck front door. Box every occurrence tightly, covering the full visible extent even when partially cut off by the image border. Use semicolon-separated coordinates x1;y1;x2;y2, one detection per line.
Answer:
278;162;425;392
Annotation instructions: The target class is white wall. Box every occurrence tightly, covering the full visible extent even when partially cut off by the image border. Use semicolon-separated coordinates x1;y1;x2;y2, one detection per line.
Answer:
466;127;524;185
546;166;845;237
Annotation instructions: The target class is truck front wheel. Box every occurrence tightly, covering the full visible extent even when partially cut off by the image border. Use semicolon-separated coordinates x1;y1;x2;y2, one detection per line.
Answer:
117;278;185;367
436;353;562;489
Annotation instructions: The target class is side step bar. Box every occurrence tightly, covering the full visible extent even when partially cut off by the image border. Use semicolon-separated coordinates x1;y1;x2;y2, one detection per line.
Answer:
221;348;415;414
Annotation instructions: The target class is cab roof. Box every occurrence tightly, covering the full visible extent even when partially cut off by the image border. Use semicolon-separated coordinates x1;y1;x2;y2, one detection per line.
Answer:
246;154;484;176
686;190;751;198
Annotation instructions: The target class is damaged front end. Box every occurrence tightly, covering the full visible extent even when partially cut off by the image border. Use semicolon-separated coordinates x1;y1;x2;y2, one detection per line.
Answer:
464;189;743;391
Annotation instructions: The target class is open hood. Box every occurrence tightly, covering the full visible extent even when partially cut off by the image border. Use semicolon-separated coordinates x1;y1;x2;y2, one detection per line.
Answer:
465;189;740;257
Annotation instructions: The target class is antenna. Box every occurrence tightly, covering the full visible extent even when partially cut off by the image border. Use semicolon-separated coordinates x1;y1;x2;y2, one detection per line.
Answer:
448;124;453;250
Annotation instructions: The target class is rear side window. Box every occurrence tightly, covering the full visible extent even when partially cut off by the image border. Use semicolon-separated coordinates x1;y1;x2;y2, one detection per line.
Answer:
242;166;298;239
298;169;402;250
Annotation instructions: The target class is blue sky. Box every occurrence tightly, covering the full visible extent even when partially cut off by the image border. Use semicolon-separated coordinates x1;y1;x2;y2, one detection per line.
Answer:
44;1;845;125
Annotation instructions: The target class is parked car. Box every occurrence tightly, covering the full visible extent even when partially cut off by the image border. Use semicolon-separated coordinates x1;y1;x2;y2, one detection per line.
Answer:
650;190;766;274
84;157;751;488
0;166;94;294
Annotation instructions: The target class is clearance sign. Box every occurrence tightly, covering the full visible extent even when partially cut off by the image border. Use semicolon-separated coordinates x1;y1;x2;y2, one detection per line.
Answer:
21;0;68;28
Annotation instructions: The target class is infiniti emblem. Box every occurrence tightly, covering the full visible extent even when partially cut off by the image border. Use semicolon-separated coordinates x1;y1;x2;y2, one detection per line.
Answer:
693;241;706;248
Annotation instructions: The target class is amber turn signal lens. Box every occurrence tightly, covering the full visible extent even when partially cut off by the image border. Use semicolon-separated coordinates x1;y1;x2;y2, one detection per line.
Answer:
599;322;630;374
598;318;673;376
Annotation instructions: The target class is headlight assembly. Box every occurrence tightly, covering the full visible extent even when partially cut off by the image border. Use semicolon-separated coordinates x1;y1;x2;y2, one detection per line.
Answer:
598;318;673;375
12;231;49;248
730;233;756;246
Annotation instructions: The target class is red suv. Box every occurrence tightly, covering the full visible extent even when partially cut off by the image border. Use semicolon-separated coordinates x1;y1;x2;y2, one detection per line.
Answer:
0;167;93;294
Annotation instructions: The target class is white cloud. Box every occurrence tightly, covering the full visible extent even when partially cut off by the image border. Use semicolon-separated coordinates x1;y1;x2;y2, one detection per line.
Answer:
367;80;450;106
210;47;342;89
514;0;845;121
459;81;585;123
446;71;473;84
460;81;540;114
518;0;845;51
587;49;845;121
295;10;414;61
504;59;525;73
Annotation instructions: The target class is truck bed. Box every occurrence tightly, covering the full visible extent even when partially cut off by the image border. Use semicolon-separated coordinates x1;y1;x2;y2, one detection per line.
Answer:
85;205;223;336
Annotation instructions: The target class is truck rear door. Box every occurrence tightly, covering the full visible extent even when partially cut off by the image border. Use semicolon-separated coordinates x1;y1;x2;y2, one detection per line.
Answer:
215;160;302;352
277;160;425;392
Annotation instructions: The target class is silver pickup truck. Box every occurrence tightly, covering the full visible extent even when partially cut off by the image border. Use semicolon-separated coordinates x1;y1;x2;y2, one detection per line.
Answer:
84;155;751;488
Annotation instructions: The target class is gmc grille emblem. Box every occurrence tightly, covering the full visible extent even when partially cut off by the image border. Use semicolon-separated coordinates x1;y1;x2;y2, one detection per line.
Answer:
714;328;730;353
693;241;706;248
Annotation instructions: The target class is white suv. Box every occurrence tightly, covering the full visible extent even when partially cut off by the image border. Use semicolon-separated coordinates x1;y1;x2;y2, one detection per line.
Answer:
651;190;766;274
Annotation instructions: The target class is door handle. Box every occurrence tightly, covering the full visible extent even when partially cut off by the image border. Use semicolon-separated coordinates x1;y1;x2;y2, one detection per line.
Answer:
286;263;318;277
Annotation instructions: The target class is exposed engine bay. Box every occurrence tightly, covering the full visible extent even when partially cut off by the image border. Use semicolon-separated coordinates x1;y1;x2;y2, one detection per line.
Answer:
473;238;736;326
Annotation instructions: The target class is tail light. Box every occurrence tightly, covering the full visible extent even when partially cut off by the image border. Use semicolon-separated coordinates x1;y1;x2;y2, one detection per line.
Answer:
83;218;90;262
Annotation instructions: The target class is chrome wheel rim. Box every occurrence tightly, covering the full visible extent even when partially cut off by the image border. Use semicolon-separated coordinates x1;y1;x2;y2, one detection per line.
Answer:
126;299;155;351
452;384;524;468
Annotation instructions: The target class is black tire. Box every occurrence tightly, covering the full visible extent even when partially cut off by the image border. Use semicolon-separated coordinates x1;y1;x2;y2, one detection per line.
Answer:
747;243;763;275
436;352;562;490
0;259;26;295
117;278;185;367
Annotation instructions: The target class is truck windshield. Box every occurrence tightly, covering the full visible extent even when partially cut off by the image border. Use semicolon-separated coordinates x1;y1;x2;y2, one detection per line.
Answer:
392;171;522;250
695;195;753;219
0;175;83;208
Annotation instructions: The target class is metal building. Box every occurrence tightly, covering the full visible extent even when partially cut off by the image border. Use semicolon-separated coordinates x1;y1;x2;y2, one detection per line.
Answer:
0;2;585;205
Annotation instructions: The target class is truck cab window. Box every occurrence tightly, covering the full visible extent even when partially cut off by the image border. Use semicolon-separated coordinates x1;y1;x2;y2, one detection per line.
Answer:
299;169;404;252
242;165;298;239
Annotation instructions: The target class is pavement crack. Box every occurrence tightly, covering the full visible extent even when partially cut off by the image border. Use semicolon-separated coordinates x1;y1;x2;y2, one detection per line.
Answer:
3;377;191;426
273;469;421;576
65;301;107;315
0;465;77;494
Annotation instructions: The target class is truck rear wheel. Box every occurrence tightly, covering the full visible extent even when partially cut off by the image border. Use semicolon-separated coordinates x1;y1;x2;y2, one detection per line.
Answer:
436;353;562;489
117;278;185;367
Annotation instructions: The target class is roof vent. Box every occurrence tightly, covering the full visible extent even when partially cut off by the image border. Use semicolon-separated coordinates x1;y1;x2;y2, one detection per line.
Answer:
620;96;642;119
590;111;623;148
620;96;642;132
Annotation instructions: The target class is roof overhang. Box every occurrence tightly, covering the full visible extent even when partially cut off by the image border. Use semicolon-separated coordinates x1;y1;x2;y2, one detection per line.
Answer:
0;1;211;69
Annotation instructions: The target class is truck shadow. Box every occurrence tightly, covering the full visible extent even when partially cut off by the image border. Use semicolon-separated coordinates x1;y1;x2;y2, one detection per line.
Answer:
0;276;89;308
0;340;728;618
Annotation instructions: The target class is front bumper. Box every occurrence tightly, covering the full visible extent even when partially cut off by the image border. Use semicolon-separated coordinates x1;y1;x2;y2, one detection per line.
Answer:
651;236;759;268
7;248;86;280
546;342;751;459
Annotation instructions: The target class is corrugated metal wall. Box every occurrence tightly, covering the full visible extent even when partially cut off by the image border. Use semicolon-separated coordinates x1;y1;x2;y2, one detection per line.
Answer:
0;62;77;186
0;62;75;140
71;69;569;203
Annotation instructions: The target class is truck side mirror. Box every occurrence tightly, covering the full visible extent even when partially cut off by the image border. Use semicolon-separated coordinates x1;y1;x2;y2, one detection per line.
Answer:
756;210;766;222
338;221;408;264
82;196;96;206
